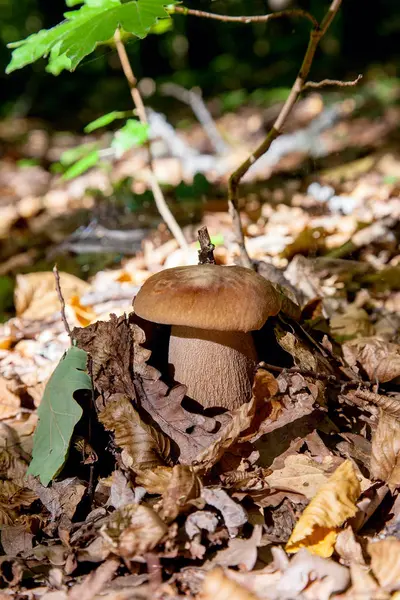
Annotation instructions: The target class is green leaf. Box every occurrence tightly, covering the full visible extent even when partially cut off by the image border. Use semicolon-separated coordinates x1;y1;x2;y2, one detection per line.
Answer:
62;149;100;180
6;0;175;74
84;110;128;133
27;346;92;486
111;119;149;157
60;142;99;166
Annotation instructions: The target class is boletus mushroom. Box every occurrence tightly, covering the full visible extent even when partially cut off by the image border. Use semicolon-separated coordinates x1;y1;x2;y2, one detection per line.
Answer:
133;265;286;411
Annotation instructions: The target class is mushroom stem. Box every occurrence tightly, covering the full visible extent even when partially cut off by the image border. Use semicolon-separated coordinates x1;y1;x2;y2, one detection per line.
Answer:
168;325;258;410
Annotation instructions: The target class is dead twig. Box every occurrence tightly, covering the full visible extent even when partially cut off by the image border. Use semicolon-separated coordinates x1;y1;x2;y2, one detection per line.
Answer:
257;362;338;384
113;29;188;252
225;0;344;267
302;74;363;91
198;226;216;265
53;264;72;343
172;6;318;28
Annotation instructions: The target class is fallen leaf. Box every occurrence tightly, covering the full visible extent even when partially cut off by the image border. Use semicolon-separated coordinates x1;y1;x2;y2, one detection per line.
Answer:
368;537;400;592
334;526;365;566
0;524;34;556
0;480;37;525
286;459;361;557
201;488;247;535
27;346;92;486
161;465;201;520
27;476;86;520
100;503;167;558
343;337;400;382
0;377;21;419
370;410;400;489
331;306;373;341
185;511;219;540
98;395;171;471
135;466;173;495
68;557;120;600
207;525;262;571
345;562;381;600
14;271;89;320
202;568;259;600
265;454;331;499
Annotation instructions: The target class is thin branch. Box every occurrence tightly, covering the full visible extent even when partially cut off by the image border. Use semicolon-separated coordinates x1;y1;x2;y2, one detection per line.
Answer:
227;0;343;268
53;264;72;342
302;74;363;91
113;29;188;251
172;5;319;28
257;362;338;384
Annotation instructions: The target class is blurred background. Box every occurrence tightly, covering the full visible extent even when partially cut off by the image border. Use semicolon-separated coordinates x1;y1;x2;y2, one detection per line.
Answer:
1;0;399;127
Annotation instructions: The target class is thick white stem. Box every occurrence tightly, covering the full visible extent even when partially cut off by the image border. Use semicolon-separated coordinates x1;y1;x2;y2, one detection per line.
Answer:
168;326;257;410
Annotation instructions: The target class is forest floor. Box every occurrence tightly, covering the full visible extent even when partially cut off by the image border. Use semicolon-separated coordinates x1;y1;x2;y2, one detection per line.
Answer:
0;80;400;599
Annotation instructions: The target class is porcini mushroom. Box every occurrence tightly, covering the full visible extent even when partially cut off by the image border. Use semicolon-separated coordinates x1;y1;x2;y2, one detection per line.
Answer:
133;265;283;411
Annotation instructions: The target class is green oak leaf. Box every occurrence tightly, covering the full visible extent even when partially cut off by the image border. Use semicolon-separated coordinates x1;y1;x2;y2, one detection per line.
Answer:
6;0;175;74
111;119;149;157
27;346;92;486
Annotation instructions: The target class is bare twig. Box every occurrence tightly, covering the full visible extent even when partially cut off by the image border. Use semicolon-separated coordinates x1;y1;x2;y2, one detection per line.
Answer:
257;362;338;384
226;0;343;267
172;5;318;28
302;74;363;91
198;226;216;264
113;29;188;251
160;82;228;155
53;264;73;342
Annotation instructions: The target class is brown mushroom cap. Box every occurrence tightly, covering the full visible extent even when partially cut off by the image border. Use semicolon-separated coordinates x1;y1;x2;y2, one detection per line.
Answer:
133;265;282;332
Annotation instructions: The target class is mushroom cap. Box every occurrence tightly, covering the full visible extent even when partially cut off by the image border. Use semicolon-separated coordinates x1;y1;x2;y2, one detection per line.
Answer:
133;265;282;332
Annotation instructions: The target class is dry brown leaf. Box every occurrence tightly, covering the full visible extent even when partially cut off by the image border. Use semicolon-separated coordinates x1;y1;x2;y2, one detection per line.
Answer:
185;511;219;540
161;465;201;521
0;377;21;420
334;526;365;566
331;306;373;341
26;476;85;520
286;459;361;557
370;410;400;489
100;503;167;558
343;337;400;383
368;538;400;592
344;562;383;600
1;524;34;556
135;466;173;494
98;395;171;471
201;488;247;535
14;271;89;320
202;568;259;600
68;557;120;600
207;526;262;571
265;455;332;499
0;480;37;525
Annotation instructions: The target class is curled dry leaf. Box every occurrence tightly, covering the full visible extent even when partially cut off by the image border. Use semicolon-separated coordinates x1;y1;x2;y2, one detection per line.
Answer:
14;271;89;320
135;466;173;495
207;525;262;571
202;568;259;600
98;395;171;471
0;377;21;420
370;410;400;489
27;476;85;520
100;503;167;559
161;465;201;521
265;548;350;600
368;537;400;592
334;526;365;566
201;488;247;535
185;511;219;540
343;337;400;383
286;459;361;557
0;480;37;525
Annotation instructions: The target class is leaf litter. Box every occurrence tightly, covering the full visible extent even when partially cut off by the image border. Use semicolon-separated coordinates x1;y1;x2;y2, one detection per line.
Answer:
0;87;400;599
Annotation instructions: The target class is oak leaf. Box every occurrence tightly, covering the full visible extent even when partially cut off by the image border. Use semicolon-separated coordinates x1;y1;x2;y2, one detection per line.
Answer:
370;410;400;489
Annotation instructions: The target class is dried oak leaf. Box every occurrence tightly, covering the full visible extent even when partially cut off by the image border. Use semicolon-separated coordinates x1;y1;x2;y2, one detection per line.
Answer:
135;466;173;495
368;538;400;592
161;465;201;521
1;524;34;556
370;410;400;489
100;503;167;559
140;377;249;467
0;480;37;525
202;487;247;535
98;395;171;471
286;459;361;557
343;337;400;383
202;568;259;600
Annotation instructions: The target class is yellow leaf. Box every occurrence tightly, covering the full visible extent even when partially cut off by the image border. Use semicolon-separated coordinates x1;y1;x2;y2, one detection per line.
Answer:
286;459;361;557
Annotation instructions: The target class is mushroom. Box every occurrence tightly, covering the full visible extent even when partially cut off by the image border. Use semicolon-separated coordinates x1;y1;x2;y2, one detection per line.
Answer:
133;265;283;411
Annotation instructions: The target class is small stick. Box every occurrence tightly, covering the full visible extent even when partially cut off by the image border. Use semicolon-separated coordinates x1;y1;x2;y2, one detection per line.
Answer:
53;264;72;343
172;6;318;28
198;226;216;264
257;362;338;384
113;29;188;252
302;74;363;91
